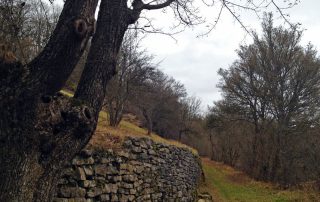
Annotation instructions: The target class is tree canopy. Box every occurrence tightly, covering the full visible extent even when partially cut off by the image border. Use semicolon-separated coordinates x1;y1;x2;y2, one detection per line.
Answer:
207;14;320;185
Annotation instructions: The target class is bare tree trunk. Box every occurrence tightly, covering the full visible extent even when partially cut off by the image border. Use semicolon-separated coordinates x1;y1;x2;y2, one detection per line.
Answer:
107;98;124;127
0;0;138;200
0;0;98;200
75;0;132;114
209;132;215;160
0;90;96;202
142;108;153;135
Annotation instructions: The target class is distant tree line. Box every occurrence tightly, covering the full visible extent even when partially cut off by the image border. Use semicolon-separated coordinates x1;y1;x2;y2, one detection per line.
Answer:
65;30;202;141
206;14;320;186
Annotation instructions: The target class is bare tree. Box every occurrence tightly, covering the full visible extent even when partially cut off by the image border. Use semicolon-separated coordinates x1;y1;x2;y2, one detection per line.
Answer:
131;69;186;136
215;13;320;185
177;96;201;140
104;31;156;127
206;100;246;164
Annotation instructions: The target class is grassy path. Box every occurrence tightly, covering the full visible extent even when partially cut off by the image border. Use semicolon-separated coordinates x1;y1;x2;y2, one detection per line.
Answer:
200;158;320;202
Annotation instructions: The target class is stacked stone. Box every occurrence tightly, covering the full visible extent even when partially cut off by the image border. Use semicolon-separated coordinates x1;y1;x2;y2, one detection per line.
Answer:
54;137;203;202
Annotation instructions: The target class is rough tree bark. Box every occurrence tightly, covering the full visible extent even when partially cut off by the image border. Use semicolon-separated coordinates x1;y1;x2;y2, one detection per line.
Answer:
0;0;181;200
0;0;99;200
0;0;143;201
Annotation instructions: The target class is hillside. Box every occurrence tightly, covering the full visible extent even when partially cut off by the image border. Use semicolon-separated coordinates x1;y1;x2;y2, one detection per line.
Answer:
62;90;320;202
92;114;319;201
88;111;198;154
53;104;203;201
61;90;197;154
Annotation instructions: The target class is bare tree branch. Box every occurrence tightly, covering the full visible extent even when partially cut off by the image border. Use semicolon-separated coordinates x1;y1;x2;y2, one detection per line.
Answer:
133;0;176;10
271;0;294;28
222;0;252;36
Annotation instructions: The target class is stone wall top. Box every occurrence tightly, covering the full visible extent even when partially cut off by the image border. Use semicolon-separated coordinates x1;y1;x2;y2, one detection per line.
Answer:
54;136;204;202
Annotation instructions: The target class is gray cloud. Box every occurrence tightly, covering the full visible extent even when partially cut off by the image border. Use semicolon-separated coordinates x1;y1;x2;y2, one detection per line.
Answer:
141;0;320;112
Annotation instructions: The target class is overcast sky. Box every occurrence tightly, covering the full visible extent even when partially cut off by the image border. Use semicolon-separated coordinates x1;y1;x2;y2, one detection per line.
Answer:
137;0;320;111
53;0;320;111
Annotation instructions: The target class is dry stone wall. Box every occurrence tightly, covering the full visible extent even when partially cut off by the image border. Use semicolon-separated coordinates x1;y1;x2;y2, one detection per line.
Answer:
54;137;203;202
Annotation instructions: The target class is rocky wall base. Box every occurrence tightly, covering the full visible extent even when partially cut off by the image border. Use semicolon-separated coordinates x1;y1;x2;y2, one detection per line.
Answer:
54;137;203;202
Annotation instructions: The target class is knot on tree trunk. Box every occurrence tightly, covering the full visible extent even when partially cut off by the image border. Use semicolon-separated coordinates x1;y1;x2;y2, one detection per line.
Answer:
73;17;96;39
72;17;96;52
36;93;96;165
73;18;88;38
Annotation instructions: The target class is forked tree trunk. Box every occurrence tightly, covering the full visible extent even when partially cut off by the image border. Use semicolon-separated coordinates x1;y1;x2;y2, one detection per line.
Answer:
107;98;124;127
0;82;96;201
0;0;138;201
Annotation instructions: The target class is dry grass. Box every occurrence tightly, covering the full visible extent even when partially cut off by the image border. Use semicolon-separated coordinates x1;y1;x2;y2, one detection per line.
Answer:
60;89;196;153
87;111;197;154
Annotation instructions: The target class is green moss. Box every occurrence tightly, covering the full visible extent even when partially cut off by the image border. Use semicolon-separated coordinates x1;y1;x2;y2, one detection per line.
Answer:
60;90;74;97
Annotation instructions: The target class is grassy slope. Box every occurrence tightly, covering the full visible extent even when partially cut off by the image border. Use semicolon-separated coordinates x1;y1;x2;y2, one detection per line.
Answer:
96;110;320;202
89;111;197;155
199;158;320;202
60;90;197;154
62;90;319;201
